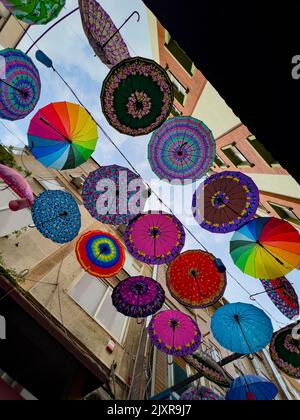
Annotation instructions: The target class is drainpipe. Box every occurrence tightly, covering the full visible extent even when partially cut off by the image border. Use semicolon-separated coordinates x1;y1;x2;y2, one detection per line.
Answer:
262;349;293;400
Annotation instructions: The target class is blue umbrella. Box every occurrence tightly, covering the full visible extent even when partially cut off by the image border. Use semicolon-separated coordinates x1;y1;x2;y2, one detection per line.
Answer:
226;375;278;400
32;190;81;244
211;303;273;355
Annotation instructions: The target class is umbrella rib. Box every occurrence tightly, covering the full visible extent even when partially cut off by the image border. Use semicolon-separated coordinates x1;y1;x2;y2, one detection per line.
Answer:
0;78;25;94
39;116;71;143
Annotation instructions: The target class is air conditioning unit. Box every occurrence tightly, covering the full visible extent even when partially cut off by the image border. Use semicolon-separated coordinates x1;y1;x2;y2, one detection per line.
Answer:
71;176;85;189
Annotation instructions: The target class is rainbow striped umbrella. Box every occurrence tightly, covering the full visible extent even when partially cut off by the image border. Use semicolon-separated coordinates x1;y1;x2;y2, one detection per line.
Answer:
230;217;300;279
2;0;65;25
28;102;98;170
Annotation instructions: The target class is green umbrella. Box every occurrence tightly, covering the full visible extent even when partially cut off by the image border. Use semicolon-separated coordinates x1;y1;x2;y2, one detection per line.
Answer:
2;0;65;25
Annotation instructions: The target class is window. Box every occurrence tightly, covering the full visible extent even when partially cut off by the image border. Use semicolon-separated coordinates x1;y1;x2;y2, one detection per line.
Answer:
268;202;300;226
168;357;190;399
69;274;128;342
123;252;143;276
36;178;66;191
201;340;222;362
167;70;189;105
170;104;183;117
165;34;194;76
257;202;270;216
214;154;228;169
221;144;253;168
247;135;280;167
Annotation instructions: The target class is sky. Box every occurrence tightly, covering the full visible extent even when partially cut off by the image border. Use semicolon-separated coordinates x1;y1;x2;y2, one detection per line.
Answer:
0;0;299;332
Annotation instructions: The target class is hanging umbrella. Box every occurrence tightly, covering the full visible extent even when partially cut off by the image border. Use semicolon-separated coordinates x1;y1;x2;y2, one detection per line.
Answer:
27;102;98;170
76;231;125;278
148;116;216;183
230;217;300;279
101;57;174;137
124;211;185;265
180;386;224;401
82;165;148;226
0;49;41;121
192;171;259;233
31;190;81;244
183;350;232;388
167;250;227;309
0;164;34;211
78;0;132;68
148;310;201;356
111;276;165;318
211;303;273;355
2;0;65;24
258;278;299;321
226;375;278;401
270;323;300;379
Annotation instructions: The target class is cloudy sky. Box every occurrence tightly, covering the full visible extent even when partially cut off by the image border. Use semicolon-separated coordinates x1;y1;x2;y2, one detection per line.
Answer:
0;0;299;331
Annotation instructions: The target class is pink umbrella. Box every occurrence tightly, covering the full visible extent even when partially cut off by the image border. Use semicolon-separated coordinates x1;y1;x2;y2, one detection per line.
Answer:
0;164;34;211
148;310;202;356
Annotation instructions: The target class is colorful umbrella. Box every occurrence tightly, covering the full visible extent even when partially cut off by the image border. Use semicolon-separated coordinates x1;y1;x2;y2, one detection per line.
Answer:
180;386;224;401
226;375;278;401
78;0;131;68
0;164;34;211
270;323;300;379
31;190;81;244
0;49;41;121
148;116;216;183
101;57;174;137
166;250;227;309
82;165;148;226
27;102;98;170
230;217;300;279
259;278;299;321
124;211;185;265
211;303;273;355
148;310;201;357
76;231;125;278
111;276;165;318
183;351;232;388
2;0;65;24
192;171;259;233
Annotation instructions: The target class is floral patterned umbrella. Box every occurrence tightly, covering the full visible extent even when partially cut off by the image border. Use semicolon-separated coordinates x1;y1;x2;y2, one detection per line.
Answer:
148;117;216;183
76;231;125;278
148;310;201;356
124;211;185;265
0;49;41;121
82;165;148;226
192;171;259;233
183;350;232;388
101;57;174;136
112;276;165;318
167;250;227;309
180;386;224;401
78;0;131;68
2;0;65;25
270;323;300;379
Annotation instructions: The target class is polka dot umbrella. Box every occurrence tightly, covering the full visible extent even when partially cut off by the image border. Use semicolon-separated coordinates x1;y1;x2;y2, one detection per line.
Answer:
148;116;216;183
0;49;41;121
2;0;65;25
76;231;125;278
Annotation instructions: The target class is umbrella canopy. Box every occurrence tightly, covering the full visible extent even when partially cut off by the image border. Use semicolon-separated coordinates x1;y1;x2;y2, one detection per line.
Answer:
0;164;34;211
82;165;148;226
31;190;81;244
192;171;259;233
148;116;216;183
183;351;232;388
111;276;165;318
76;231;125;278
28;102;98;170
226;375;278;401
211;303;273;355
230;217;300;279
124;211;185;265
260;277;299;321
2;0;65;24
148;310;201;357
0;49;41;121
180;386;224;401
166;250;227;309
101;57;174;137
78;0;130;68
270;323;300;379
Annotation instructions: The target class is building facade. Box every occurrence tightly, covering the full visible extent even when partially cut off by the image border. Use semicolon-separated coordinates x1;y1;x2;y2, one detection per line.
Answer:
0;4;28;49
147;11;300;230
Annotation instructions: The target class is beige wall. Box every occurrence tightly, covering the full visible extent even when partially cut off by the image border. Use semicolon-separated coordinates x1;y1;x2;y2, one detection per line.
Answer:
0;13;28;49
